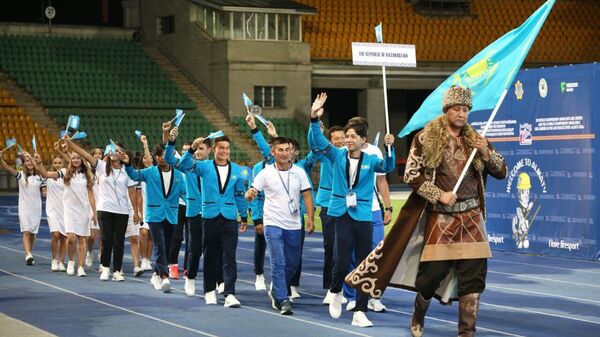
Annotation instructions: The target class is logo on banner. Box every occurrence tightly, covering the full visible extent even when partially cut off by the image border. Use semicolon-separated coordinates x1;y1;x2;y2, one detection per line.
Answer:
506;158;547;249
538;78;548;98
560;81;578;94
519;123;532;145
514;80;524;100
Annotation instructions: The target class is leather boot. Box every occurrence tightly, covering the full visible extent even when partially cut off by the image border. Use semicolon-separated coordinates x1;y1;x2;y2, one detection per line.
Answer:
458;293;481;337
410;292;431;337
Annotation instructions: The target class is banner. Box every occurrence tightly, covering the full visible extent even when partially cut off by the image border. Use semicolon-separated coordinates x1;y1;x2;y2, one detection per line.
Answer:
351;42;416;67
469;63;600;260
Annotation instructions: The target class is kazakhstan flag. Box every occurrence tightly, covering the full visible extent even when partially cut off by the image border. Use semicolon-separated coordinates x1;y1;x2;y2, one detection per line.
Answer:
399;0;555;137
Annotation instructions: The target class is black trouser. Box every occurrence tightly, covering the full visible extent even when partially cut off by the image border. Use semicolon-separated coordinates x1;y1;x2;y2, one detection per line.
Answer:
415;258;488;300
253;218;266;275
186;214;203;280
168;204;189;268
330;212;372;312
320;207;336;289
290;217;305;287
97;211;129;272
203;215;238;296
148;220;174;277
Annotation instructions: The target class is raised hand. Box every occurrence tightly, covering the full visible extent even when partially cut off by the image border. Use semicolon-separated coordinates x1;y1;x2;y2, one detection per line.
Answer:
140;134;148;146
311;92;327;118
162;121;171;132
117;149;130;164
384;134;395;146
191;137;206;150
33;152;42;165
245;113;257;129
169;127;179;142
266;121;278;138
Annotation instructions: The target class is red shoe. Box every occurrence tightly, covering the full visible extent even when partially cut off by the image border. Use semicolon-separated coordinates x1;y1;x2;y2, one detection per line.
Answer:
169;264;179;279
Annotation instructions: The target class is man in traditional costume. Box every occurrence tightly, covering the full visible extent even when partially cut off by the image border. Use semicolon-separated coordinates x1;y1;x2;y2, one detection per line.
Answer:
346;86;507;337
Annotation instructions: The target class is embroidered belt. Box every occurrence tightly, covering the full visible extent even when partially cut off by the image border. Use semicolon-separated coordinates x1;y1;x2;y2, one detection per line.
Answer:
427;197;479;214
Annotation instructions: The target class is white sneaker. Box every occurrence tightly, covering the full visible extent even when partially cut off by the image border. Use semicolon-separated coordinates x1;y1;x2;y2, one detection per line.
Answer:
58;261;66;272
224;294;241;308
346;300;356;311
77;266;87;277
185;278;195;296
133;266;145;277
329;292;343;319
255;274;266;291
341;296;349;304
25;254;35;265
368;298;387;312
99;266;110;281
205;290;217;305
290;286;301;299
351;311;373;327
51;259;59;272
85;252;93;268
142;258;152;271
323;290;334;305
112;270;124;282
66;261;75;275
161;278;171;293
217;282;225;294
150;273;162;290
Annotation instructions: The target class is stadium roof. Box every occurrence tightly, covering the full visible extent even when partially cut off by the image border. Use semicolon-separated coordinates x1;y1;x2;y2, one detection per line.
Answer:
191;0;317;14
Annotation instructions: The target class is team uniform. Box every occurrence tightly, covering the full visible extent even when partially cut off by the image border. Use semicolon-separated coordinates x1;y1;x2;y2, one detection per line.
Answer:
16;171;44;234
45;174;65;235
59;169;92;237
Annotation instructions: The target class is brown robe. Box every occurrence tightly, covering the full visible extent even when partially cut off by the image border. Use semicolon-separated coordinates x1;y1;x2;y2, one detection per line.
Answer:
345;115;507;304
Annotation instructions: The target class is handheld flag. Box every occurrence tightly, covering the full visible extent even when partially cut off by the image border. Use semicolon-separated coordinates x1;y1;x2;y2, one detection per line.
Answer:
6;138;16;148
135;130;143;139
399;0;556;137
254;114;270;127
174;109;186;127
32;135;37;152
242;93;253;106
206;130;225;139
71;131;87;140
374;23;383;43
373;132;381;147
103;143;118;156
66;114;80;131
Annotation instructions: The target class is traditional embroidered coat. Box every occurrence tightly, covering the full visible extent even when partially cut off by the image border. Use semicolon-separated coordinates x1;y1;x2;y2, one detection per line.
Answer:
345;115;507;304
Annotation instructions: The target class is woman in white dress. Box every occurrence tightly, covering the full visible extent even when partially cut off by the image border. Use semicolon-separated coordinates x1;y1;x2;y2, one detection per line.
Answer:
40;154;67;272
0;150;43;265
86;147;103;268
33;151;97;277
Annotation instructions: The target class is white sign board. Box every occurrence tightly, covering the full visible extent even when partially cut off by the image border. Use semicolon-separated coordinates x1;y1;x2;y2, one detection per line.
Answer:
45;6;56;20
352;42;416;67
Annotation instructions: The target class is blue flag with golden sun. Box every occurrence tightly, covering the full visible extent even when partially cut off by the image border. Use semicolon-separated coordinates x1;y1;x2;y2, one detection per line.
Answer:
399;0;555;137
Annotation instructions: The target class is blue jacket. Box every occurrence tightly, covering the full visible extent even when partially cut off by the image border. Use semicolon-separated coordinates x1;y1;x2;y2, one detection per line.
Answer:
178;149;248;221
249;161;266;221
308;126;333;208
164;142;202;217
125;165;185;225
309;118;396;221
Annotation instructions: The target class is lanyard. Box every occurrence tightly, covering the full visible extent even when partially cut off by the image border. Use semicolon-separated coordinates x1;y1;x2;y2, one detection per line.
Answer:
347;154;358;189
276;164;292;200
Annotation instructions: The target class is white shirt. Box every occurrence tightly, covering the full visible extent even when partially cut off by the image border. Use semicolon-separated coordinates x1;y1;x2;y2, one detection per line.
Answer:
217;164;229;190
161;169;172;196
363;143;385;211
348;156;359;188
252;163;311;230
95;160;136;214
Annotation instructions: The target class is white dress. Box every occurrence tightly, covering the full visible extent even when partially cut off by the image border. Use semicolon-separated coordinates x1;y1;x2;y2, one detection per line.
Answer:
62;169;92;236
45;176;65;235
88;180;100;230
17;172;43;234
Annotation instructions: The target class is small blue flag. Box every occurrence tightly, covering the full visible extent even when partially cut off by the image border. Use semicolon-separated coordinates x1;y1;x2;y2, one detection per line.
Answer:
67;114;80;131
206;130;225;139
104;142;118;156
135;130;143;139
174;109;186;127
254;114;270;127
375;23;383;43
32;135;37;152
373;132;381;147
6;138;16;148
242;93;253;107
72;131;87;140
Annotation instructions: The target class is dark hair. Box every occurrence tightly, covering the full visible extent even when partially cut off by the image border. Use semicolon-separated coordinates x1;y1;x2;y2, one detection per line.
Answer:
213;136;230;145
132;151;143;169
344;122;368;139
348;116;369;130
288;138;300;151
105;142;126;177
270;137;290;147
327;125;344;140
183;141;192;146
201;138;212;148
152;143;165;157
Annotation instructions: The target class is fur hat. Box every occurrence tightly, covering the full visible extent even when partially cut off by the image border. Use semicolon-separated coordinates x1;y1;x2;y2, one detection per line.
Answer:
442;86;472;112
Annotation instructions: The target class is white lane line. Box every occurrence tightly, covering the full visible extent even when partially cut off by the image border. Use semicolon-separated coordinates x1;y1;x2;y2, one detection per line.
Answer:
488;270;600;288
489;259;600;275
487;285;600;305
0;268;221;337
0;244;376;337
480;302;600;326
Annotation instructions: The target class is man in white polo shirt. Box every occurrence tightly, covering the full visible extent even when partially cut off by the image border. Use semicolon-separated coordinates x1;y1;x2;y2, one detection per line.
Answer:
245;137;315;315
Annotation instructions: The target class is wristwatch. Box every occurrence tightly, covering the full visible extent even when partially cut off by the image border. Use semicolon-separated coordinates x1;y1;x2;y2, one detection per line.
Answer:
384;207;393;212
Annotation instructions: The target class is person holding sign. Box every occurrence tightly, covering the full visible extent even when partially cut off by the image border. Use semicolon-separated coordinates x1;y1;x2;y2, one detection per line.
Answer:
346;86;508;337
309;93;396;328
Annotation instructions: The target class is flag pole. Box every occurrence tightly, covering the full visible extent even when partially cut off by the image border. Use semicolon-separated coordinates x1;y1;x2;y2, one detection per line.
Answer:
378;23;392;157
452;89;508;194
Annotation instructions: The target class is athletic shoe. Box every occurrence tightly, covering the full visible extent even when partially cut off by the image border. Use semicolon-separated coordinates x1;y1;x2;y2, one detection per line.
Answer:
150;273;162;290
290;286;301;299
205;290;217;305
77;266;87;277
224;294;241;308
329;292;343;319
255;274;266;291
217;282;225;294
351;311;373;328
142;258;152;271
85;252;93;268
51;259;59;272
368;298;387;312
280;299;293;315
346;300;356;311
58;261;66;272
133;266;145;277
161;278;171;293
184;278;195;296
322;290;335;305
99;266;110;281
25;254;34;266
112;270;125;282
66;261;75;275
267;290;281;310
169;264;179;279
